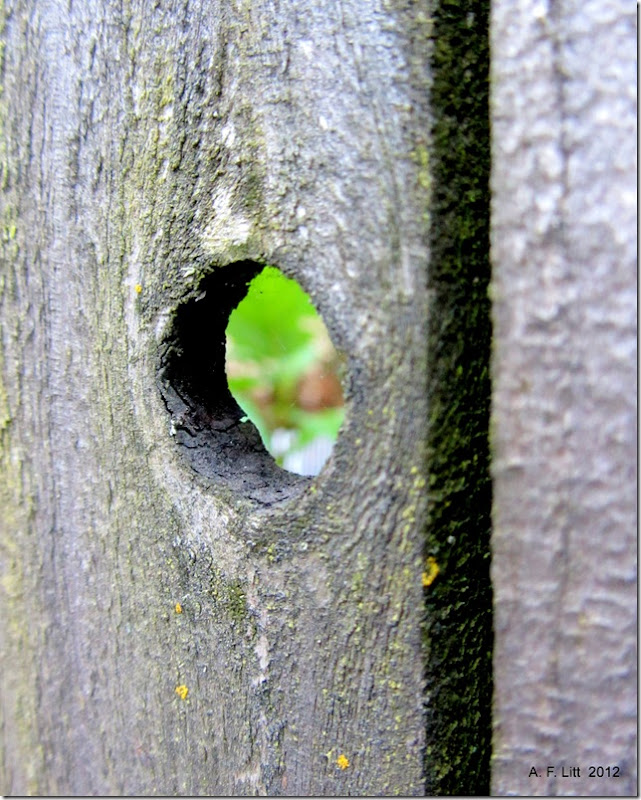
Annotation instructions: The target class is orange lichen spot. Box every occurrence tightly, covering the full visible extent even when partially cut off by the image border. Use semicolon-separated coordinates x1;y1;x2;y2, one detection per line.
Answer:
175;684;189;700
336;754;350;770
422;556;440;587
135;283;143;294
175;602;183;614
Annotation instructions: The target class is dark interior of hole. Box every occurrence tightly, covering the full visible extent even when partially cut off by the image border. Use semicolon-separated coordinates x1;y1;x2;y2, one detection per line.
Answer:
163;261;262;420
158;261;307;499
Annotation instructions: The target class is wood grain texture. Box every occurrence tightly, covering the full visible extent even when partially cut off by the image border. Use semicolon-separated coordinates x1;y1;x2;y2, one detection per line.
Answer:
490;1;637;795
0;0;435;794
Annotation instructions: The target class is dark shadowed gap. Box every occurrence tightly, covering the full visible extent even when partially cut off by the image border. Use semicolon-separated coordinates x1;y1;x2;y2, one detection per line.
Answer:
423;0;493;794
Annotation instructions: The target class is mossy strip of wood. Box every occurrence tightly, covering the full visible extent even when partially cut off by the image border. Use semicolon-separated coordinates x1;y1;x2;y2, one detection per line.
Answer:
423;0;493;795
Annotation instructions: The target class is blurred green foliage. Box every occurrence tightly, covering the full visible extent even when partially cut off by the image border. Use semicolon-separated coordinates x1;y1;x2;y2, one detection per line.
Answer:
225;266;344;467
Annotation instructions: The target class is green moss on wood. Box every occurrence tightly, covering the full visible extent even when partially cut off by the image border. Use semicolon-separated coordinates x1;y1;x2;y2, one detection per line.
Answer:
423;0;493;795
225;579;249;623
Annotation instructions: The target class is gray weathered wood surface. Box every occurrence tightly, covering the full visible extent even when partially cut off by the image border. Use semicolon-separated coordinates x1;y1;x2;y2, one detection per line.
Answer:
490;1;637;794
0;0;435;794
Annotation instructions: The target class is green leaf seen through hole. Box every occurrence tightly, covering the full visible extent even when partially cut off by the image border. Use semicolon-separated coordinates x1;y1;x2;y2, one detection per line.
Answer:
225;266;345;475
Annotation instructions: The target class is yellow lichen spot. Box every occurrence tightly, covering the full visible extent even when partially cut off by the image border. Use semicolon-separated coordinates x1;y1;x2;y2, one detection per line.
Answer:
175;684;189;700
336;754;350;770
135;283;143;294
422;556;440;587
175;602;183;614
